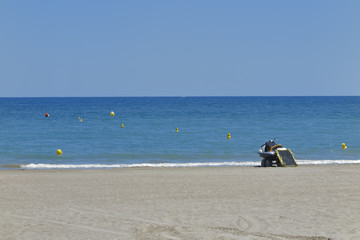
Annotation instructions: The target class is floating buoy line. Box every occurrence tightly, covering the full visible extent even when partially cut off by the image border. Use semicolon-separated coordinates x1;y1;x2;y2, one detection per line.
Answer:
43;111;351;157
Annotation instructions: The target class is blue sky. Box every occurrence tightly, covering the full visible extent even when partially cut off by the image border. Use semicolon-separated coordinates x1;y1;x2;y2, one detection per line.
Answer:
1;0;359;97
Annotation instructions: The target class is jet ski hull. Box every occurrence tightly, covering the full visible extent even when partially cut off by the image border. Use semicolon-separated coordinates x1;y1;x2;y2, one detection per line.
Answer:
258;139;297;167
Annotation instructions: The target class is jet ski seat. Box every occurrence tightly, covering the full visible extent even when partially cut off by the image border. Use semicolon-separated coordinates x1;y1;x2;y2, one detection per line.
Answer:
268;144;282;152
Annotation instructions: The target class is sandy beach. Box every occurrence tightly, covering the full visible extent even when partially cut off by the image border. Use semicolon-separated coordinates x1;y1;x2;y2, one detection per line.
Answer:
1;165;359;240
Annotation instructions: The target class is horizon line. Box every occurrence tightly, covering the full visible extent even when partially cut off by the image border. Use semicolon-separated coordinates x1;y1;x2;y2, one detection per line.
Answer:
0;95;359;98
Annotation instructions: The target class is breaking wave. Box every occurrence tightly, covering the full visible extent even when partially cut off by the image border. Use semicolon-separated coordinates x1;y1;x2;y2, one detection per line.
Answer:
16;159;360;169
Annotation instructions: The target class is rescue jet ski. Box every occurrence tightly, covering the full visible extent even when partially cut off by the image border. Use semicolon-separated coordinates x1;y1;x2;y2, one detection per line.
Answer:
258;139;297;167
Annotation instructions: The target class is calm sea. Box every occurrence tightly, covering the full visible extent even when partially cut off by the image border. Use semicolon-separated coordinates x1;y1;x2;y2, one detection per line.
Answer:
0;97;359;169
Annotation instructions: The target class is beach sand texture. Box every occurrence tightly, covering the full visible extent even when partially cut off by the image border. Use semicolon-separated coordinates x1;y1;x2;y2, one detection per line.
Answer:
1;165;359;240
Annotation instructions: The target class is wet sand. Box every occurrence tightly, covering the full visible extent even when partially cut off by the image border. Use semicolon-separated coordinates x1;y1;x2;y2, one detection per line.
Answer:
1;164;359;240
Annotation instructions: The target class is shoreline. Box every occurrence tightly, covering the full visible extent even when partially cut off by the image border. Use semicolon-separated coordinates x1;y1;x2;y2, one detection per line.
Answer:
2;159;360;170
1;164;359;239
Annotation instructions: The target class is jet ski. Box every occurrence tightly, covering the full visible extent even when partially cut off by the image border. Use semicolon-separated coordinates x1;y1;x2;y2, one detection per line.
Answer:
258;139;297;167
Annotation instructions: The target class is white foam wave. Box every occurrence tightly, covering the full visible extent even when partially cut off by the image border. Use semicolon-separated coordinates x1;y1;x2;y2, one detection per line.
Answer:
296;160;360;165
20;159;360;169
21;161;259;169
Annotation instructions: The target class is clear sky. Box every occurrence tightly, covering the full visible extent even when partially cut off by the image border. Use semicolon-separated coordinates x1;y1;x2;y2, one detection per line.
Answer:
1;0;359;97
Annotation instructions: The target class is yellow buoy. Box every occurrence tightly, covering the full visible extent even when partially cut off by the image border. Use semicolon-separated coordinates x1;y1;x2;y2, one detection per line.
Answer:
227;133;231;139
175;128;179;132
121;123;124;128
342;143;347;149
110;111;115;117
56;149;62;156
80;118;83;122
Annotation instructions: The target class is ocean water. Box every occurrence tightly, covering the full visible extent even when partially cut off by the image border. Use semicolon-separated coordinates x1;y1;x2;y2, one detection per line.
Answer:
0;97;359;169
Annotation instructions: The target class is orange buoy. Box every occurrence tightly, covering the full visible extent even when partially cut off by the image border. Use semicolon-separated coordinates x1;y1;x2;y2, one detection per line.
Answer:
45;113;49;117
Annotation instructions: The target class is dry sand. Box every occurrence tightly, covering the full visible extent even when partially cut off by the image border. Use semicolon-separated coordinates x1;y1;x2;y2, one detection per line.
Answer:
1;164;359;240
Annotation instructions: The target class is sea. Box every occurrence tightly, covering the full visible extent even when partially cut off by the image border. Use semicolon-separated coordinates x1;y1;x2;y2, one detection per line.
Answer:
0;96;359;169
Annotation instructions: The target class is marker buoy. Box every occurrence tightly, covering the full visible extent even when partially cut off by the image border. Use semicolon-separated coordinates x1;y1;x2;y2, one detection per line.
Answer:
110;111;115;117
121;123;124;128
175;128;179;132
45;113;49;117
342;143;347;149
227;133;231;140
56;149;62;156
